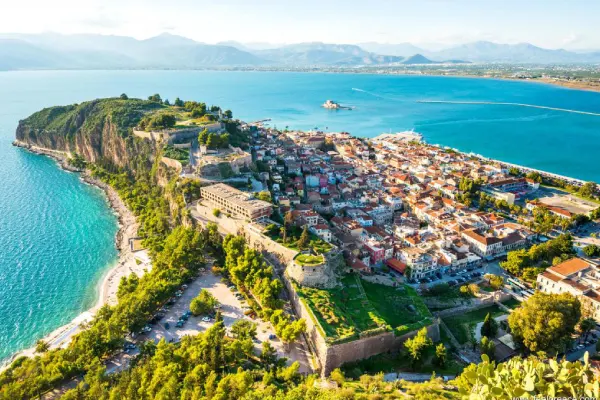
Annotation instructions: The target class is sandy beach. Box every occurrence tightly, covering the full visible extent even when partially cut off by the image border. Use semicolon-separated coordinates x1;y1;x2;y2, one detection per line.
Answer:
2;143;150;369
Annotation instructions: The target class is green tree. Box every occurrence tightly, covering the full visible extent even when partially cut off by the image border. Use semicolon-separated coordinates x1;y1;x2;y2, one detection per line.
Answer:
526;171;543;183
35;340;49;353
297;226;309;250
230;319;257;340
119;93;128;100
256;191;271;203
148;93;162;102
330;368;345;386
404;327;432;366
174;97;184;107
260;341;277;368
583;244;600;257
224;109;233;119
198;128;209;145
190;289;218;316
213;208;221;217
508;292;581;354
579;181;597;199
485;274;504;290
480;313;499;338
579;318;596;342
480;336;496;360
508;167;520;176
435;343;447;367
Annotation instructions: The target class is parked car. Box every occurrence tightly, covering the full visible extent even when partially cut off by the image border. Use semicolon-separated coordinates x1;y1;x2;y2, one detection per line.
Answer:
202;316;211;322
141;326;152;333
164;322;170;330
176;320;185;328
268;334;277;340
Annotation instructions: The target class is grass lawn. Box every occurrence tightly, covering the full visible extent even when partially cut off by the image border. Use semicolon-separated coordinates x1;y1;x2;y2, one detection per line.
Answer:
500;297;522;309
266;226;332;254
295;254;324;266
442;305;507;344
296;275;431;343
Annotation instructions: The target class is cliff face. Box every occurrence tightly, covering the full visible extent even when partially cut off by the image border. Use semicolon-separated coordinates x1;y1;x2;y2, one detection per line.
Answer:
16;98;163;168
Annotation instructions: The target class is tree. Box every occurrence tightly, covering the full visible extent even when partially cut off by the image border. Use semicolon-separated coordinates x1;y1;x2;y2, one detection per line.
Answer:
579;181;597;199
163;99;171;106
224;110;233;119
213;209;221;217
508;292;581;354
508;167;520;176
230;319;257;340
434;343;447;367
480;313;498;338
404;327;432;366
284;211;294;227
468;283;480;295
526;171;543;183
583;244;600;257
256;191;271;203
280;226;287;243
579;318;596;342
35;340;49;353
190;289;218;316
485;274;504;290
260;341;277;368
174;97;184;107
297;226;309;250
148;93;162;102
119;93;128;100
198;128;209;145
480;336;496;360
330;368;345;386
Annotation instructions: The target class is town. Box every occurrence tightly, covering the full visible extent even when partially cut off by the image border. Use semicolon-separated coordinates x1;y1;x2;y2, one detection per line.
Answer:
158;112;600;376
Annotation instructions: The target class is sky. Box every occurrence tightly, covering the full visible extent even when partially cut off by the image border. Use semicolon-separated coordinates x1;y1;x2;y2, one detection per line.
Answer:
1;0;599;50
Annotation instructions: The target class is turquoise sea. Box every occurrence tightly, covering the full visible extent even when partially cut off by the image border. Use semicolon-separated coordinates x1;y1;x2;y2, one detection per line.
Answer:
0;70;599;361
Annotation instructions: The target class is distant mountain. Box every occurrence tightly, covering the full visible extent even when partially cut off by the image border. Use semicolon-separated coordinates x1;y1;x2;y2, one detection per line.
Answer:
428;41;600;63
359;42;426;57
255;42;403;65
401;54;437;64
0;33;265;70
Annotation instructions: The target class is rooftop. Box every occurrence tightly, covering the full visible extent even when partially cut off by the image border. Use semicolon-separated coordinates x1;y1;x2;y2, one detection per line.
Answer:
201;183;272;212
548;257;593;278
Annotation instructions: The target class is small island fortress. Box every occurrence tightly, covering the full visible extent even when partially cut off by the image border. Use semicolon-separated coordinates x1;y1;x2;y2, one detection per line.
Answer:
322;99;353;110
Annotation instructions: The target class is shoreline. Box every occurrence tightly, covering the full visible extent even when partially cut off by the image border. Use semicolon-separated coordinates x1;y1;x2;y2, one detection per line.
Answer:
2;142;147;369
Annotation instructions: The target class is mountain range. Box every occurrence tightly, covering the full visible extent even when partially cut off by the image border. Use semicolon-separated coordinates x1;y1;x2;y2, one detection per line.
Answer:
1;33;599;71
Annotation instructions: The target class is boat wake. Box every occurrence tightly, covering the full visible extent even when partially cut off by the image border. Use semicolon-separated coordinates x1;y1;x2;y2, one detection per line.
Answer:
417;100;600;117
351;87;401;101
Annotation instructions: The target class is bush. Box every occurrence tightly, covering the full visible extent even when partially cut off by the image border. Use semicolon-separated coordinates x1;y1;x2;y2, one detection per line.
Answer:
213;209;221;217
427;283;450;296
190;290;218;316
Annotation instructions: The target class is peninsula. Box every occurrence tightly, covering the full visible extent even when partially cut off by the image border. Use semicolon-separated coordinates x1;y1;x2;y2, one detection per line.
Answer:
3;95;598;399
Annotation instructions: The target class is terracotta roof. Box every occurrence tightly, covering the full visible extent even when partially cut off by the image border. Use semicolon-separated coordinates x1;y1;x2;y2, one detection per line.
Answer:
386;258;407;274
540;271;562;283
549;258;593;277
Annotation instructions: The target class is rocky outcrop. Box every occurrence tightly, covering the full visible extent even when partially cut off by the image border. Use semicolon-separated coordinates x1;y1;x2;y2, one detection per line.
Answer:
15;98;161;168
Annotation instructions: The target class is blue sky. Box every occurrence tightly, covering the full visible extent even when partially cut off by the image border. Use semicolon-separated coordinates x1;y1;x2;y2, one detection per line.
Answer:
2;0;599;49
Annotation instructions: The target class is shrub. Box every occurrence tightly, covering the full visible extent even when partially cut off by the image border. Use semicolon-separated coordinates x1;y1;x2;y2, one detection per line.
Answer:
213;209;221;217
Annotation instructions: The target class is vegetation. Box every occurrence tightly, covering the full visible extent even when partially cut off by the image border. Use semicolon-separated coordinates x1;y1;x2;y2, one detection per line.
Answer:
221;235;306;344
212;208;221;217
442;305;506;345
296;276;432;343
162;145;189;165
139;112;177;131
295;253;324;266
479;336;496;360
508;292;581;354
484;273;504;290
190;289;218;316
480;313;499;338
404;327;433;367
500;233;575;281
583;244;600;257
454;354;596;398
67;153;87;169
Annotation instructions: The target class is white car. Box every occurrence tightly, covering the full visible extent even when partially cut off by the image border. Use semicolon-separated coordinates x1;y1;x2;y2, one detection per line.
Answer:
202;317;211;322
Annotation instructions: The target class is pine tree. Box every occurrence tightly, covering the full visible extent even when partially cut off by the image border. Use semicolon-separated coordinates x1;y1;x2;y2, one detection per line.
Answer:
297;226;309;250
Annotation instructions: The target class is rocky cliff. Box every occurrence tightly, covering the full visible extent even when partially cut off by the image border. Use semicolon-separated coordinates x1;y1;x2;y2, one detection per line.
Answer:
15;98;163;168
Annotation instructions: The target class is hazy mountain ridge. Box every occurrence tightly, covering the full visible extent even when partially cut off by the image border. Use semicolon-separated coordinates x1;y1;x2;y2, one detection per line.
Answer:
2;33;600;70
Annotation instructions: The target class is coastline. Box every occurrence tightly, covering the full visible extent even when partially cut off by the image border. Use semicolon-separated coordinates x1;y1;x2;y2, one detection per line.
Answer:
2;142;148;369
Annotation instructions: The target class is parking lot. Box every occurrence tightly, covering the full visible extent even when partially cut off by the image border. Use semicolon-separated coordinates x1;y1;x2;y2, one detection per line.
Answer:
107;269;312;374
406;263;494;289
